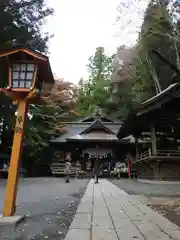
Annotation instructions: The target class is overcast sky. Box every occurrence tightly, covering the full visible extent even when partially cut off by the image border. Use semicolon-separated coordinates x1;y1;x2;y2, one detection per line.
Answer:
44;0;148;83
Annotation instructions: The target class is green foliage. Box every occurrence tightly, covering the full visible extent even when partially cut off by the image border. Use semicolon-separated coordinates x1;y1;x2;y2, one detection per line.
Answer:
0;0;54;175
109;0;180;119
76;1;180;121
23;104;57;175
131;0;176;102
131;56;155;102
109;82;134;120
22;81;77;175
0;0;53;52
76;0;180;122
76;47;113;116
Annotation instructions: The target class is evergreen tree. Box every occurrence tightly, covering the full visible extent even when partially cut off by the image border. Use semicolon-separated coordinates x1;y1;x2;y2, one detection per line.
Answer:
0;0;54;174
76;47;113;116
0;0;53;52
110;0;180;118
132;0;176;101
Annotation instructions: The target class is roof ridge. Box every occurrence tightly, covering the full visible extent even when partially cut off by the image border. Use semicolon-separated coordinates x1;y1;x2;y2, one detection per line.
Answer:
80;119;115;135
58;121;123;124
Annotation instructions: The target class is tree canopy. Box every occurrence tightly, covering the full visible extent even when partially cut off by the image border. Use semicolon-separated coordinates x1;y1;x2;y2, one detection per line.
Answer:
1;0;180;175
76;47;113;116
77;1;180;120
0;0;53;52
23;80;78;176
0;0;55;175
108;0;180;117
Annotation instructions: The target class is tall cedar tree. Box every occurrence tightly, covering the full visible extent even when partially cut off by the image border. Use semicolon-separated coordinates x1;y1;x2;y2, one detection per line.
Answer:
132;0;176;102
76;47;113;116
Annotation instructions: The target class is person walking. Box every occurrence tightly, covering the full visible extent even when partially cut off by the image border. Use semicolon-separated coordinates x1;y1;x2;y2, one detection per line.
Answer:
115;161;121;179
126;153;132;179
94;156;100;184
64;158;71;183
76;160;81;179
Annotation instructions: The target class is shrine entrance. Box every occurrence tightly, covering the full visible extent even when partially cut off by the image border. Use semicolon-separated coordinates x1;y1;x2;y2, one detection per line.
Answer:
50;109;136;176
82;147;113;172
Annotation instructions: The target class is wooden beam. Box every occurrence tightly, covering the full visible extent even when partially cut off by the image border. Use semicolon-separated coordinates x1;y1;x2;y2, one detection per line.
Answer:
135;137;139;160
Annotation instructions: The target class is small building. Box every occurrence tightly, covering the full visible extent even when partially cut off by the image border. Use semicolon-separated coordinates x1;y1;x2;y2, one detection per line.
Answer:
50;110;137;176
117;82;180;180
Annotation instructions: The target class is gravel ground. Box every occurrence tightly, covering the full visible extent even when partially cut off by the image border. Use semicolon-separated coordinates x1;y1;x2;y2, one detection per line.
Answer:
110;179;180;197
0;178;89;240
111;179;180;228
149;204;180;227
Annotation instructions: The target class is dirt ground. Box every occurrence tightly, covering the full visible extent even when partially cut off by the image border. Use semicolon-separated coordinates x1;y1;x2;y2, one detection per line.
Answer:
147;197;180;227
111;179;180;227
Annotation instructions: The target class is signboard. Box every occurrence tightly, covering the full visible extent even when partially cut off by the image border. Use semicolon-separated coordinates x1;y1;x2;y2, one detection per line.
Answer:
15;115;23;134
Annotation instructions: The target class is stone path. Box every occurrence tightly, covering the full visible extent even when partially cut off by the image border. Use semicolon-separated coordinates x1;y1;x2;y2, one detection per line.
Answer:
65;179;180;240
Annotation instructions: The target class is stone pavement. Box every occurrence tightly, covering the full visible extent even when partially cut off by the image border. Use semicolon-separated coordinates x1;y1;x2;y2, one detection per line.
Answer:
65;179;180;240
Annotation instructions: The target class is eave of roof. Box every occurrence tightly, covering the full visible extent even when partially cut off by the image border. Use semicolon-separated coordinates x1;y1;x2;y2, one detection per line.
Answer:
0;47;48;60
0;47;54;84
137;82;180;116
80;119;115;135
117;82;180;138
50;121;122;143
66;132;119;142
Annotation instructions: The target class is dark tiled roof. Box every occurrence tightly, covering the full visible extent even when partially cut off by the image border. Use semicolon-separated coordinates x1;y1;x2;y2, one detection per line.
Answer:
80;119;116;135
67;132;118;142
50;123;89;143
136;82;180;116
117;82;180;138
50;109;123;143
50;122;122;143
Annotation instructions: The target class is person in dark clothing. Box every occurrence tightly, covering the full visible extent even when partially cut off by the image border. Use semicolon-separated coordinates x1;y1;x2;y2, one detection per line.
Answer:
103;161;110;171
94;157;100;184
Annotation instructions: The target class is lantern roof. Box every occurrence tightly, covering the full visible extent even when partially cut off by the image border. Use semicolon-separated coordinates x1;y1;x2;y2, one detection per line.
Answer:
0;47;54;84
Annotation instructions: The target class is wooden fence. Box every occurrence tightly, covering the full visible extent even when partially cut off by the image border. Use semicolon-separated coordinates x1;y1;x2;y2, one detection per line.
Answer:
132;149;180;163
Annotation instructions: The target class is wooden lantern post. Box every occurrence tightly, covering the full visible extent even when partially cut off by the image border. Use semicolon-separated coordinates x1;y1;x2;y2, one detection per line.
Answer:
3;99;28;216
0;47;54;217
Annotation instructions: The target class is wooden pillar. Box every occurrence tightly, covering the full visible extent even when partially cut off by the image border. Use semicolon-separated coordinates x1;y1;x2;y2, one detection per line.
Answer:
150;125;157;156
135;137;139;160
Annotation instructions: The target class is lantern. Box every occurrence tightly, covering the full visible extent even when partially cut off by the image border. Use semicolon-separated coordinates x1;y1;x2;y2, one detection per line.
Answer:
0;47;54;100
0;47;54;218
11;62;37;90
